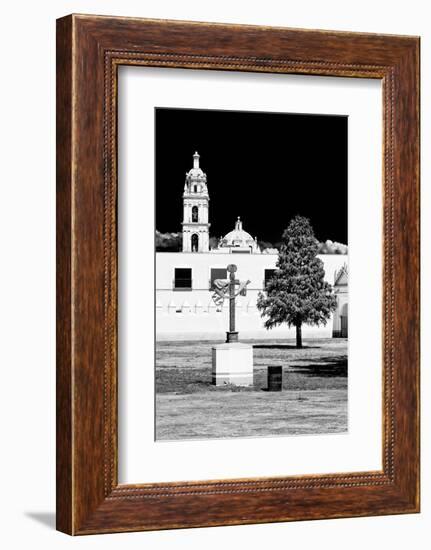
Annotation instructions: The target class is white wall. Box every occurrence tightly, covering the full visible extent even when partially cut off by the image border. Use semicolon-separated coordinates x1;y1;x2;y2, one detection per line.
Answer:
156;252;344;290
0;1;428;549
155;252;347;339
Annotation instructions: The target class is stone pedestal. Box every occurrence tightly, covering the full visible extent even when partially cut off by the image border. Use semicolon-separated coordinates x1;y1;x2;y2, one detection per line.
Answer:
212;343;253;386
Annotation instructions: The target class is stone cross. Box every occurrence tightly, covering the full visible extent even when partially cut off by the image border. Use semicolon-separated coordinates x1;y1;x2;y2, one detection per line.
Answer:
226;264;250;343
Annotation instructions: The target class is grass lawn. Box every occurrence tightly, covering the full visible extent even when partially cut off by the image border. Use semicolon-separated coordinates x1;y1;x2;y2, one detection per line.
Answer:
155;338;347;441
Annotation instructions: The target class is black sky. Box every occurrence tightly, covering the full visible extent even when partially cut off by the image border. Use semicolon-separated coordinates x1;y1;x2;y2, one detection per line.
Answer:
155;107;347;245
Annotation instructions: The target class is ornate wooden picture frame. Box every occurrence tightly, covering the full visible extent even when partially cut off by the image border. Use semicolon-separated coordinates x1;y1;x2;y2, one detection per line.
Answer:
56;14;420;534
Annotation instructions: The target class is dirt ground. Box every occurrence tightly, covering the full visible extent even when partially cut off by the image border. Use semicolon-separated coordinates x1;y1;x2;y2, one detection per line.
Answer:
155;338;347;440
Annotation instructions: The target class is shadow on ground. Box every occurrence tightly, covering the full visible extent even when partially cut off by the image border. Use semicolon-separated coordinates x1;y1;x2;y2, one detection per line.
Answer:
290;355;347;377
25;512;56;530
253;344;319;350
156;338;348;393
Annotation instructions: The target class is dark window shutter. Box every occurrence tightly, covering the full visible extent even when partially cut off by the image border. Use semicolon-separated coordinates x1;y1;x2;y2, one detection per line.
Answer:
174;268;192;289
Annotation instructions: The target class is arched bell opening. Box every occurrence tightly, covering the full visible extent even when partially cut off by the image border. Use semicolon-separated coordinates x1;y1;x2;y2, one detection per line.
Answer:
191;233;199;252
192;205;198;223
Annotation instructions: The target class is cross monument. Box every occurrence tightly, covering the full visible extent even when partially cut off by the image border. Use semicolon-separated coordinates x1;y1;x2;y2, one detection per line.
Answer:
211;264;253;386
226;263;250;343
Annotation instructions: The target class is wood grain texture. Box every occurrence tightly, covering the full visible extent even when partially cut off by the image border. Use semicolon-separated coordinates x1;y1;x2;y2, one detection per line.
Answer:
56;14;420;535
56;15;73;535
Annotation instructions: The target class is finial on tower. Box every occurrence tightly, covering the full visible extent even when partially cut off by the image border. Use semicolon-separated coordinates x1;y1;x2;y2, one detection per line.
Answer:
193;151;200;169
235;216;243;231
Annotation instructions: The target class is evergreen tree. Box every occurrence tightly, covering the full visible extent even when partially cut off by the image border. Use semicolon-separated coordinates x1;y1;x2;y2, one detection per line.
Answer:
257;216;337;348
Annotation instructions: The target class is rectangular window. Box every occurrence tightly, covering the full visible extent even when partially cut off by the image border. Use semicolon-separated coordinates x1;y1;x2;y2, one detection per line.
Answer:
264;269;277;288
174;268;192;290
210;268;227;290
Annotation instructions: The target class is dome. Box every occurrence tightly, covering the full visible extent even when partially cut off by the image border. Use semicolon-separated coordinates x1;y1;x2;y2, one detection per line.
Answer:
223;227;254;247
220;218;261;253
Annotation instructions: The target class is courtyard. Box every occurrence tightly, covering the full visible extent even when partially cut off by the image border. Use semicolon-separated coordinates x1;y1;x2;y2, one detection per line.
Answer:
155;338;348;441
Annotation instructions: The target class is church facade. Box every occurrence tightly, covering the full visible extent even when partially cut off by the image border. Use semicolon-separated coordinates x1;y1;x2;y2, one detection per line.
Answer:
156;152;348;341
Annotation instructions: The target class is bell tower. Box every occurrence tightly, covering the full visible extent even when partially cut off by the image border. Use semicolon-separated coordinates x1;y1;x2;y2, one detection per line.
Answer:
182;152;210;252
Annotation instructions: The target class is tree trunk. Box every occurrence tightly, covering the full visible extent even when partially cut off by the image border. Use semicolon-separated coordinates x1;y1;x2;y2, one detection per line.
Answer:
296;323;302;349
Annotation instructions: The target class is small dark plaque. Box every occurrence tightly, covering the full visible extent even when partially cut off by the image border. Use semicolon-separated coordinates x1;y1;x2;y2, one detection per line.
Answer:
267;365;283;391
226;331;239;343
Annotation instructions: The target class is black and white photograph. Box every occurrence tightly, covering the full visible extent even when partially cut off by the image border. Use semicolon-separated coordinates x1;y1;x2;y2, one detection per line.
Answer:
155;107;348;441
